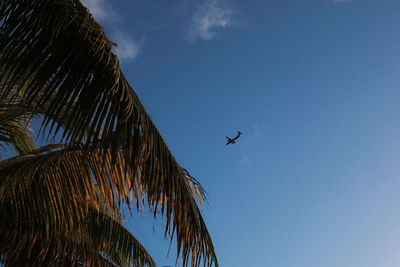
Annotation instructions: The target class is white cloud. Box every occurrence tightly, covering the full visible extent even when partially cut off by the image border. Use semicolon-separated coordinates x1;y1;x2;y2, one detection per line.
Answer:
187;0;234;42
238;124;267;165
111;33;143;61
81;0;116;22
81;0;141;61
253;124;262;137
241;152;252;166
239;139;252;165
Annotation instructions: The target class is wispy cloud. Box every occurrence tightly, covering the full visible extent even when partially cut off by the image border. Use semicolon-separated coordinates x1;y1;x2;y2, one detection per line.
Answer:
81;0;141;61
186;0;234;42
111;33;143;61
238;136;252;165
81;0;119;23
241;152;252;166
253;124;262;137
238;124;267;165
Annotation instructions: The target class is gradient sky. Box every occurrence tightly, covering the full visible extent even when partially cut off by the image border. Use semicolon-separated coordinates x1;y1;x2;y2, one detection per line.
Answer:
81;0;400;266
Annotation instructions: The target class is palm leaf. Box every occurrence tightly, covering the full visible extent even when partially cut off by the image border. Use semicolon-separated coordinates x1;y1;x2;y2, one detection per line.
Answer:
0;1;217;266
0;205;156;266
0;145;215;266
0;101;35;156
0;147;156;266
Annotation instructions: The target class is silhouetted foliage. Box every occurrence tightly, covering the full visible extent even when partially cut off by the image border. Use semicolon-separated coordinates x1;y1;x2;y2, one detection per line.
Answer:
0;0;217;266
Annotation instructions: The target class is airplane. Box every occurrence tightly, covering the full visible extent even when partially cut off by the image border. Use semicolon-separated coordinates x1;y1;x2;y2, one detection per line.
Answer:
225;131;242;145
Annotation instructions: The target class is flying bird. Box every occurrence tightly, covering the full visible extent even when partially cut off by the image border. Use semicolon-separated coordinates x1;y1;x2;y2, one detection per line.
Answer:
225;131;242;145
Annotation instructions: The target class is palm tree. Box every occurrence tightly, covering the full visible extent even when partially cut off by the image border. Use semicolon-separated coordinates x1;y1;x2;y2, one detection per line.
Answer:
0;0;218;266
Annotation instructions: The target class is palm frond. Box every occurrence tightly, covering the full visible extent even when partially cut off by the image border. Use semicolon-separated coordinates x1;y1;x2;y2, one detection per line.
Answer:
0;145;215;266
0;1;217;265
0;227;116;266
0;102;36;155
0;205;156;267
88;209;156;267
0;147;156;266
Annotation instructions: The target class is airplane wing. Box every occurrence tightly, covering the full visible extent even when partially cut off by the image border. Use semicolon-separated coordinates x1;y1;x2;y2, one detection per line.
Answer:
232;132;241;141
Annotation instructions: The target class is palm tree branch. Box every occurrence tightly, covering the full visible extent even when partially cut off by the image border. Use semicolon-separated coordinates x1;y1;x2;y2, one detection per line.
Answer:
0;145;215;266
0;204;156;267
0;102;36;155
0;148;156;266
0;1;217;265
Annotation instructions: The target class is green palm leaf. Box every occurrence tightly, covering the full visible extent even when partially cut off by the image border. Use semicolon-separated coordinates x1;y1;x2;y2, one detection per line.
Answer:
0;208;156;266
0;146;156;266
0;0;218;266
0;144;215;266
0;101;35;156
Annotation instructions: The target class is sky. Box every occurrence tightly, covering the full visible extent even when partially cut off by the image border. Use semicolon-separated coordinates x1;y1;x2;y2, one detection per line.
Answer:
81;0;400;266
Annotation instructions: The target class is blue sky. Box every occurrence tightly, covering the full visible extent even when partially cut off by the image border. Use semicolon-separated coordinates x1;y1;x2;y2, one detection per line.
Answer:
81;0;400;266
